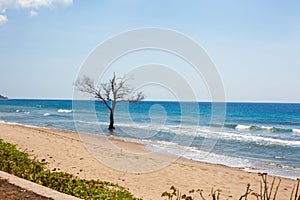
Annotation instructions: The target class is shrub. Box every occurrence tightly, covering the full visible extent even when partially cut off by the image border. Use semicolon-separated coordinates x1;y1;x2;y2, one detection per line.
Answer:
162;173;300;200
0;139;140;200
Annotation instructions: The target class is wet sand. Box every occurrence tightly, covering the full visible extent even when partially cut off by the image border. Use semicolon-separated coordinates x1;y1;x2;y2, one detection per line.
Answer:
0;123;297;199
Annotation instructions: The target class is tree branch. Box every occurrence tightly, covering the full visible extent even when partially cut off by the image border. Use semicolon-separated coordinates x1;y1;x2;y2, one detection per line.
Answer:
74;73;145;109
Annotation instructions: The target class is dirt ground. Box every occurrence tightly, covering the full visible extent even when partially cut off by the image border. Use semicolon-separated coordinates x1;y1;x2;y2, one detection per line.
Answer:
0;178;53;200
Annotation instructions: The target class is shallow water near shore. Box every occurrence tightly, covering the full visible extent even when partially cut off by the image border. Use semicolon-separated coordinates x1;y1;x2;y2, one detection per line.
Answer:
0;99;299;179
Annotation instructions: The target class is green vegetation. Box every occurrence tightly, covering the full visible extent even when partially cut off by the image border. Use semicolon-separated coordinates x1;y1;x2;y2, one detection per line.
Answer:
162;173;300;200
0;139;140;200
0;94;8;99
1;138;300;200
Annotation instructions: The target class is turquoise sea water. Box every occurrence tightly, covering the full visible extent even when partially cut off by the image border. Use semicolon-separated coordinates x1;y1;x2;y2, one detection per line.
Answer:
0;99;299;179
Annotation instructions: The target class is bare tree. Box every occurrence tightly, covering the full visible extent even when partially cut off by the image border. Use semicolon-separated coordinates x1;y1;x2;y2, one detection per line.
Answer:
74;73;145;130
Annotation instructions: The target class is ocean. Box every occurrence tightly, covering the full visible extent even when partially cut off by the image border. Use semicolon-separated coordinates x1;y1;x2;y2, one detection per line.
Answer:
0;99;299;179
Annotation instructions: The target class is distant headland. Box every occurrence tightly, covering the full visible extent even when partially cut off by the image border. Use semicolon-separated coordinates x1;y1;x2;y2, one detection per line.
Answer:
0;94;8;99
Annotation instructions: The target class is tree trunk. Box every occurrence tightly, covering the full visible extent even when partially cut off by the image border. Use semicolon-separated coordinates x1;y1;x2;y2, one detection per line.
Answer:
108;110;115;130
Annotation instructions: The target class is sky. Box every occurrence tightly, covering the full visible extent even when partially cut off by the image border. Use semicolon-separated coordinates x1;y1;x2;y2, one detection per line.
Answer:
0;0;300;102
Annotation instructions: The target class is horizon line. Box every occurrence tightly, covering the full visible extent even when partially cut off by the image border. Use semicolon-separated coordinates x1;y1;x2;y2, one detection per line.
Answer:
3;98;300;104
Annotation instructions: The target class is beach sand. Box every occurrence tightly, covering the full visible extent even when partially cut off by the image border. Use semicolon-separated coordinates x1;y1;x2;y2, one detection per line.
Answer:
0;123;297;199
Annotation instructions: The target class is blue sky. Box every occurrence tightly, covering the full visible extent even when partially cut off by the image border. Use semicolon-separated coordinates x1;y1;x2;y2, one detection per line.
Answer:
1;0;300;102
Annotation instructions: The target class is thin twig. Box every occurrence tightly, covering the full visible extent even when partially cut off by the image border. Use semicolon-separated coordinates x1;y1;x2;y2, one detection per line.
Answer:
295;179;299;200
268;177;275;200
239;184;251;200
272;178;281;200
260;179;263;200
290;185;296;200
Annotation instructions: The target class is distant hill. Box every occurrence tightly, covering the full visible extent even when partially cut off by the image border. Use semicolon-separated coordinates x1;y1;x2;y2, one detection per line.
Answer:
0;94;8;99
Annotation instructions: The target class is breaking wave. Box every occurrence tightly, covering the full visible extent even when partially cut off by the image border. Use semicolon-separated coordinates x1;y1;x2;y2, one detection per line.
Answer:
221;124;295;133
57;109;72;113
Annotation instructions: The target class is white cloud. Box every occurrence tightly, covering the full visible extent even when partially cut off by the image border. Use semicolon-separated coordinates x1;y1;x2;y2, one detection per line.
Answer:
0;14;7;24
0;0;72;24
18;0;50;8
0;0;72;9
17;0;72;8
29;10;37;17
0;0;18;9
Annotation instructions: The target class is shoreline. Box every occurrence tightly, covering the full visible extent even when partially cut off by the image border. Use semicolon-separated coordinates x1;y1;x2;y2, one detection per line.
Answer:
0;122;298;199
1;121;298;179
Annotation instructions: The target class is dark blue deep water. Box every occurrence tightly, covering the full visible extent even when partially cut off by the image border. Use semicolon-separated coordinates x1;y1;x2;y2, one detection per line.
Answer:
0;99;299;179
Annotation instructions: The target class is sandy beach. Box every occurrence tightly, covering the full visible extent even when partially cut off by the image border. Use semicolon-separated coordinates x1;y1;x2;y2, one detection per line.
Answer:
0;123;297;199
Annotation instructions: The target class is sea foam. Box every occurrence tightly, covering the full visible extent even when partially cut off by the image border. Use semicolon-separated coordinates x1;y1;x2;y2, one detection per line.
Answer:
261;126;273;130
293;129;300;134
114;122;300;147
235;124;251;130
57;109;72;113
